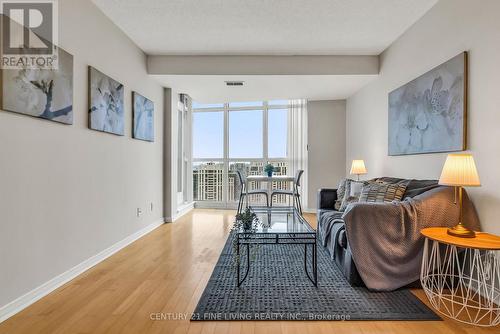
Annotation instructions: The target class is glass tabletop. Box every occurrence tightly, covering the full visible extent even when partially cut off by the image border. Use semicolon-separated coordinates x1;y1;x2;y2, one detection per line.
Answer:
244;206;315;234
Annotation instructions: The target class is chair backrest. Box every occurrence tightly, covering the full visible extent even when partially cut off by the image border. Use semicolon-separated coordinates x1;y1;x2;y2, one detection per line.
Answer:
294;169;304;187
236;170;245;187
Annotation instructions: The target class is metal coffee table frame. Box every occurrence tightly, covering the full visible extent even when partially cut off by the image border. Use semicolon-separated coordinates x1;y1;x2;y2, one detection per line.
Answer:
236;206;317;287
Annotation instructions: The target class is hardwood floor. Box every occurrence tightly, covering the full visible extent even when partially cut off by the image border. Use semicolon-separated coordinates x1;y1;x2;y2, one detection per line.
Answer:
0;209;497;333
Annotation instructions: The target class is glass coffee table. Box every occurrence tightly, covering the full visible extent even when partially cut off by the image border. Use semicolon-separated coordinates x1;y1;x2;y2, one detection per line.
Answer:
236;206;317;287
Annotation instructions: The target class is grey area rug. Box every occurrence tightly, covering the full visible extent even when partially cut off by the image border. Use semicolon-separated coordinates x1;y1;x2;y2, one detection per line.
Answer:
192;234;440;321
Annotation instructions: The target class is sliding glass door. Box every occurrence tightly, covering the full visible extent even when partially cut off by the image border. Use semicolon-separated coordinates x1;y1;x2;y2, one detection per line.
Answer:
192;100;290;208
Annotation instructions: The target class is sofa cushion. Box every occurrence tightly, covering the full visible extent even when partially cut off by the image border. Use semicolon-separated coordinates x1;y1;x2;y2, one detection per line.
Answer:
349;181;364;197
375;177;439;199
358;181;408;203
339;180;364;211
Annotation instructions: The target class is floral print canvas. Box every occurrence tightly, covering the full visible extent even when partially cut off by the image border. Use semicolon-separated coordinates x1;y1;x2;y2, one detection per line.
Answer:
1;47;73;124
388;52;466;155
132;92;154;142
88;66;124;135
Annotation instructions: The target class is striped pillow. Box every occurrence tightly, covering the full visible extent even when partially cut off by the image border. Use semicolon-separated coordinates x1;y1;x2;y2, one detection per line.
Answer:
358;181;408;203
334;178;348;210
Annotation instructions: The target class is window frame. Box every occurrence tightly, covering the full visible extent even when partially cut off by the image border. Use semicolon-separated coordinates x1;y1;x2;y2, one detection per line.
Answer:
192;101;289;208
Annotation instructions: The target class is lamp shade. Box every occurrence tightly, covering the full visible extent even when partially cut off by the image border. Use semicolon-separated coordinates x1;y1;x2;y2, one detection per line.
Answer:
350;160;367;175
439;153;481;187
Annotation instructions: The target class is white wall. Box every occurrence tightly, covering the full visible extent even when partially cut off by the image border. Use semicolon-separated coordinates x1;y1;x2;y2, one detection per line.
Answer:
0;0;164;310
346;0;500;234
307;100;346;209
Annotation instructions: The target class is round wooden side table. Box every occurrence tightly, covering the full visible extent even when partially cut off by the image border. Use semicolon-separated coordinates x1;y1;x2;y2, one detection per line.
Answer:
420;227;500;327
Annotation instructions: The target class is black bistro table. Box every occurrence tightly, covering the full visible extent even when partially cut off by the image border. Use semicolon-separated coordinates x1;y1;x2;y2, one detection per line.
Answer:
236;206;317;287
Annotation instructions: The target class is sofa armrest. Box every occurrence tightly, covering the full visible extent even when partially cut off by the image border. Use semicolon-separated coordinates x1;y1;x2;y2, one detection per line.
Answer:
317;188;338;211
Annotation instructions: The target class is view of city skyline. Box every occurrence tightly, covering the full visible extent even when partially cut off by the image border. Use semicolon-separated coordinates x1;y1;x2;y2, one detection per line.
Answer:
193;161;290;204
192;101;291;206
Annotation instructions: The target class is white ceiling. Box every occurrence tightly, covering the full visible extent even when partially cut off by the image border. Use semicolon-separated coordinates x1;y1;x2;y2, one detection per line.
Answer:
152;75;377;103
92;0;437;55
92;0;437;102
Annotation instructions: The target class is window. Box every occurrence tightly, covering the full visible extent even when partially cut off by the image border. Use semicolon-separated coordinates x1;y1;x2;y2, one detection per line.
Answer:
192;101;290;207
192;102;224;109
229;109;263;158
228;101;264;108
268;109;288;158
193;161;224;201
193;111;224;159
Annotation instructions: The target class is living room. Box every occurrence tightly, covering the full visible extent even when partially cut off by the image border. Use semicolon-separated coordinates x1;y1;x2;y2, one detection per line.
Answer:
0;0;499;333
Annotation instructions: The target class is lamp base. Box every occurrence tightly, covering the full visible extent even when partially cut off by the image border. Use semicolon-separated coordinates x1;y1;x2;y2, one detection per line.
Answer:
447;224;476;238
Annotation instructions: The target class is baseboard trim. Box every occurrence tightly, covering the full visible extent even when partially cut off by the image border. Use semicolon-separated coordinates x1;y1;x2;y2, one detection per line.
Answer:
0;218;165;324
166;202;194;222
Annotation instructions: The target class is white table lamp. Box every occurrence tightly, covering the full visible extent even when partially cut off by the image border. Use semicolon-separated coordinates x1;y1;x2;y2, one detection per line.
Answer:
439;153;481;238
350;160;367;181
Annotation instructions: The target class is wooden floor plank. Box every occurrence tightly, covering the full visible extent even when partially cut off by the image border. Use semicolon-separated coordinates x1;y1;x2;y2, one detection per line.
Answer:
0;209;497;333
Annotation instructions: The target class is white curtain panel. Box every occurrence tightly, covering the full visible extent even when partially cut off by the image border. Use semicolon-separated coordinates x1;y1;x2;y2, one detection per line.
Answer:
287;99;308;210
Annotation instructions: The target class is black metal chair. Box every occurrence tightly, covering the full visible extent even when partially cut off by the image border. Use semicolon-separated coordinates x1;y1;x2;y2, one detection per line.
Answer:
236;170;269;213
270;169;304;214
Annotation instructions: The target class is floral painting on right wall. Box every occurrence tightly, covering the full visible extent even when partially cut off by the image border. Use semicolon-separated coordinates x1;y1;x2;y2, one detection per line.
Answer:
388;52;467;156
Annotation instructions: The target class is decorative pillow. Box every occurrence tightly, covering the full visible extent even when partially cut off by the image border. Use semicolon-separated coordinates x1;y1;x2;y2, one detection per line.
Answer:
334;178;348;210
339;180;364;211
349;181;364;198
358;181;409;203
340;196;359;211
